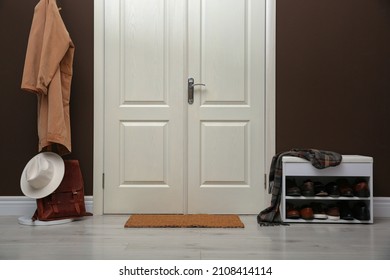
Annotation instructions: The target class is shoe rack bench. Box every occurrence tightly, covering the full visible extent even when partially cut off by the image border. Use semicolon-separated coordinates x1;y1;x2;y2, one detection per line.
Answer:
280;155;373;224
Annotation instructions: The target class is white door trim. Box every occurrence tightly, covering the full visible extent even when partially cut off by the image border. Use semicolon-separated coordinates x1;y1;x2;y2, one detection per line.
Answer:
264;0;276;205
93;0;276;215
93;0;105;215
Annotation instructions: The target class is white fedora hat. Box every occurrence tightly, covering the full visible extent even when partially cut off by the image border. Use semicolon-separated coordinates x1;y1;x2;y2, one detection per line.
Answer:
20;152;65;199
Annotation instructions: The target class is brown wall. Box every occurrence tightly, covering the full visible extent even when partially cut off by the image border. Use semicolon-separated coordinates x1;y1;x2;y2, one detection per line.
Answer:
277;0;390;197
1;0;390;198
0;0;94;195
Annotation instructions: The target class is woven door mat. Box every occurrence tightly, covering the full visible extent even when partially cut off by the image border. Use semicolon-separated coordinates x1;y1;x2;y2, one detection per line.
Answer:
124;214;244;228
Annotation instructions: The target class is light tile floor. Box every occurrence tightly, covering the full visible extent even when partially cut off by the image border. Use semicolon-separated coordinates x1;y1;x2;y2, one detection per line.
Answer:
0;215;389;260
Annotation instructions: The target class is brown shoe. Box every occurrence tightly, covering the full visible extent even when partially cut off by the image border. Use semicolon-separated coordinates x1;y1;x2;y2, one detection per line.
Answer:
326;205;340;220
286;203;300;219
353;179;370;197
337;178;353;197
300;205;314;220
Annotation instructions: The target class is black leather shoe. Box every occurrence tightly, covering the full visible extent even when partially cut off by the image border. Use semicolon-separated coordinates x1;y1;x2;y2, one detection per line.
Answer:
352;202;370;221
314;181;328;196
325;182;340;197
311;202;327;219
301;179;314;196
339;202;354;220
286;179;301;196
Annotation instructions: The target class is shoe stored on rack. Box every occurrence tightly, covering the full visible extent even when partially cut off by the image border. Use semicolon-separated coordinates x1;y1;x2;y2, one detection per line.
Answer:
339;202;354;220
300;205;314;220
337;178;354;197
326;205;340;220
353;178;370;198
352;202;370;221
314;182;328;197
301;179;315;197
286;179;301;196
311;202;327;220
325;182;340;197
286;203;300;219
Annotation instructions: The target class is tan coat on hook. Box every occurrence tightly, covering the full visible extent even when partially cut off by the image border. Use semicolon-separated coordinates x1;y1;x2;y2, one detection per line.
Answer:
21;0;74;155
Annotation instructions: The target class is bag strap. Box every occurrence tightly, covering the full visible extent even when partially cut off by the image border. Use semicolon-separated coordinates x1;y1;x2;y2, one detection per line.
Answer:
32;209;38;221
72;190;82;215
49;193;60;214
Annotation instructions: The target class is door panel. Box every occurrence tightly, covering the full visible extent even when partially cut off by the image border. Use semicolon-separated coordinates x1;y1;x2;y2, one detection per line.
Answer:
201;122;248;183
201;0;247;105
121;122;168;184
122;0;167;104
187;0;265;213
104;0;185;213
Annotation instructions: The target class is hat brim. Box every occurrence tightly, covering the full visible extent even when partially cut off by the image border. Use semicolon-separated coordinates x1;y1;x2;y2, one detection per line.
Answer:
20;152;65;199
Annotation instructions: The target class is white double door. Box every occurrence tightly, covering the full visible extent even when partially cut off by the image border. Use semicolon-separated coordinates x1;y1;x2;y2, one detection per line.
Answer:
103;0;266;214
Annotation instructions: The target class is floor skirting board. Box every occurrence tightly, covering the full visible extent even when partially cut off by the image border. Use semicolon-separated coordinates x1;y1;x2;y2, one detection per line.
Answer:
372;197;390;218
0;196;389;217
0;196;93;216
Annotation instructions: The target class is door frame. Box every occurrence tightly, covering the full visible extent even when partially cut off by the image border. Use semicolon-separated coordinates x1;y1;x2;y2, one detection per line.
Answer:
93;0;276;215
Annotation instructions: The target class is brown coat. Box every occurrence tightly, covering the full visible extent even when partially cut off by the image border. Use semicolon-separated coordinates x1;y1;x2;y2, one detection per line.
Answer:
21;0;74;155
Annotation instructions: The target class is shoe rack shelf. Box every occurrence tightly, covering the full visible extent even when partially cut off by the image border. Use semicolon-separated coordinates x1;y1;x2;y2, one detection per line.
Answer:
281;155;373;224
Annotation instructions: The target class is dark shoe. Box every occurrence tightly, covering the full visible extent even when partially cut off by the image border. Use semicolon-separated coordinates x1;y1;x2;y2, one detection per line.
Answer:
301;179;315;197
352;202;370;221
300;205;314;220
286;203;300;219
311;202;327;220
339;202;354;220
326;205;340;220
353;178;370;197
314;182;328;197
286;179;301;196
337;178;354;197
325;182;340;197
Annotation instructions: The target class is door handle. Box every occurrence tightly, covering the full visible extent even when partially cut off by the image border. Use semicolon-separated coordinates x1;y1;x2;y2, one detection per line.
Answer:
188;78;206;104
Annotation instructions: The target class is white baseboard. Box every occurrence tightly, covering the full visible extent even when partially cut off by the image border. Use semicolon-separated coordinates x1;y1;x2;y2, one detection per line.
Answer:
372;197;390;218
0;196;93;216
0;196;389;218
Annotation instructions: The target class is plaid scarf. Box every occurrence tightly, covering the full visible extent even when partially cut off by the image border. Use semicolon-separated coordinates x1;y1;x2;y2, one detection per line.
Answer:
257;149;342;226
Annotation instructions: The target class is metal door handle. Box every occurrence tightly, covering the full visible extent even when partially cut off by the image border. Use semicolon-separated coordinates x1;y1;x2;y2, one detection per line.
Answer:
188;78;206;104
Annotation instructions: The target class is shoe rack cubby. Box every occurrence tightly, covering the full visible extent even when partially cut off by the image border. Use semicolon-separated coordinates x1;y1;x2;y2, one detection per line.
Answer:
280;155;373;224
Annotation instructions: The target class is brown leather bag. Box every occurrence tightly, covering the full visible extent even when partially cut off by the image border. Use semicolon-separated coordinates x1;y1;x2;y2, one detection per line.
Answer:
32;160;92;221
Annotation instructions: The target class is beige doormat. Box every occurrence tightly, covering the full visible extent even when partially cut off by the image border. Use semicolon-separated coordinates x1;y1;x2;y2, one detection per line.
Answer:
124;214;244;228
